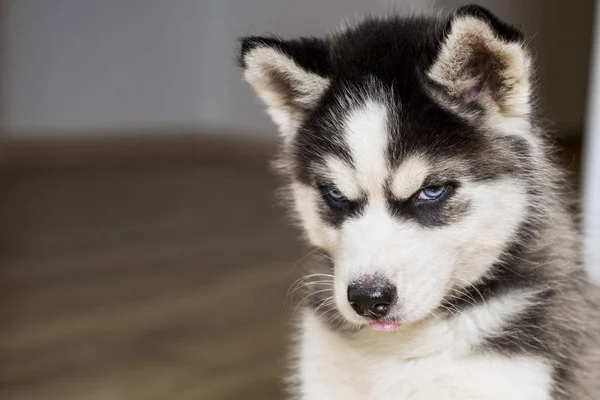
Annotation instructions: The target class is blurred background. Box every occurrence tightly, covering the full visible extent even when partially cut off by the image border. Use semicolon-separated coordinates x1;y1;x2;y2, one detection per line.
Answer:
0;0;598;399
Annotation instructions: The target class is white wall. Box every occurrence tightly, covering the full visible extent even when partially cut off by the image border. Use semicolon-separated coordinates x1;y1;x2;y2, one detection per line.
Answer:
2;0;430;138
2;0;594;138
583;0;600;283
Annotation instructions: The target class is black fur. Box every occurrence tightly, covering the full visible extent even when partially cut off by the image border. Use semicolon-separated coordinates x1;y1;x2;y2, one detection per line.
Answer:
239;6;529;196
239;6;598;399
318;193;367;229
451;4;524;43
387;184;471;227
239;35;332;77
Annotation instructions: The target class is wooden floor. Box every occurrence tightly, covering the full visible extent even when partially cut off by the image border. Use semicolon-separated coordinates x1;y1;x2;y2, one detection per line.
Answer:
0;137;583;400
0;159;304;400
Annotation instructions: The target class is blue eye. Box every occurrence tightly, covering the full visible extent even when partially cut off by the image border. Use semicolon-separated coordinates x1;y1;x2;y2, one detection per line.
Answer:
417;184;449;201
325;188;347;203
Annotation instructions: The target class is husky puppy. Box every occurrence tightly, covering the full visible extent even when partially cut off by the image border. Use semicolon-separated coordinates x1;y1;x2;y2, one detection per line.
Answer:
238;5;600;400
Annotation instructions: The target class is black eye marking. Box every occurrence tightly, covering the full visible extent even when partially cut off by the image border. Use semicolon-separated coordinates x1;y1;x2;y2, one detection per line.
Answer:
387;181;463;227
317;185;366;227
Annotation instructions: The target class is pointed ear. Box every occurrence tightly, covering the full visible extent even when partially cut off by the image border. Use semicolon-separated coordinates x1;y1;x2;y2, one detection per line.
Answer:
238;36;331;140
428;5;532;118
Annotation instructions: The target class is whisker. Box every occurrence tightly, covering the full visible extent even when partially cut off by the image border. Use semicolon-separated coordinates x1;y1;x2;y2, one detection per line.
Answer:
287;273;334;295
292;288;335;317
313;297;336;318
451;277;487;305
286;248;320;275
285;281;334;305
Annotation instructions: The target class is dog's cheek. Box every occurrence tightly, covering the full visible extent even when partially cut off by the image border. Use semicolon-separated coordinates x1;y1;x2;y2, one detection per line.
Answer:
291;182;334;252
395;239;456;321
449;179;529;283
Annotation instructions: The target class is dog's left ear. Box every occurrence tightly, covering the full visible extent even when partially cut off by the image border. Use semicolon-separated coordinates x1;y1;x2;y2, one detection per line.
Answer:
239;36;331;141
428;5;532;118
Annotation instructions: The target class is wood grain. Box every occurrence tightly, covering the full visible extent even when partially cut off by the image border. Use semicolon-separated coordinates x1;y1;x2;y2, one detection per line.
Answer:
0;161;304;400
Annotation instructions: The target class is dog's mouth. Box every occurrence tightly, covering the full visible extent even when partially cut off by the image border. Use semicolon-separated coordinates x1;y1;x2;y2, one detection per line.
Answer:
368;320;402;332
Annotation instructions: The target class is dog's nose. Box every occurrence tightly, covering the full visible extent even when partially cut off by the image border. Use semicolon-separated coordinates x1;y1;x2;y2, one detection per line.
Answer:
347;281;396;318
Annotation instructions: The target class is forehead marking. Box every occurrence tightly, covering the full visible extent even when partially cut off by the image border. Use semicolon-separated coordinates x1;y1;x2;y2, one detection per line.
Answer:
323;156;360;198
343;100;389;195
390;155;430;199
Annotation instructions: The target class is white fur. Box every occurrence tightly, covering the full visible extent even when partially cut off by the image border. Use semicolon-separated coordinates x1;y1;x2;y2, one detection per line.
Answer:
293;155;549;399
323;156;361;199
298;292;552;400
243;46;330;142
390;155;430;199
343;100;390;194
291;181;332;253
241;13;600;400
428;16;531;119
289;93;531;326
331;177;528;324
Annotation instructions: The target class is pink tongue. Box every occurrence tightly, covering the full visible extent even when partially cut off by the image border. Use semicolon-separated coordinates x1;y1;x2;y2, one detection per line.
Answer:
368;321;401;331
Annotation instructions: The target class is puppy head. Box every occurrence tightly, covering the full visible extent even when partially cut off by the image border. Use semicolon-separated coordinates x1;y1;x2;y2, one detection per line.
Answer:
240;5;539;328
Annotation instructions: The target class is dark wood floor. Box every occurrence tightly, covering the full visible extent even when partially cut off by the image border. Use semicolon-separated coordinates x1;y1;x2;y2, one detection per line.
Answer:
0;159;304;400
0;137;582;400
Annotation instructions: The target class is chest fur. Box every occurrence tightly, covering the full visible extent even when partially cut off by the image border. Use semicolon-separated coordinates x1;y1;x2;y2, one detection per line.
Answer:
294;313;552;400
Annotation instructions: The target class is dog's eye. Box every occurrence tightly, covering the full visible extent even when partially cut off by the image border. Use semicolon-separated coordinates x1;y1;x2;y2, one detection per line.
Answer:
417;184;449;201
325;187;348;203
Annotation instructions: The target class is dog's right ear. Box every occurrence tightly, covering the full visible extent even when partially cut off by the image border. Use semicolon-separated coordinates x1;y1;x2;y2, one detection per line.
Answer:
238;36;331;141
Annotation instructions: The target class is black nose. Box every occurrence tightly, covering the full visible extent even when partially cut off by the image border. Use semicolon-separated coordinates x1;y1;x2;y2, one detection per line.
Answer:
347;281;397;318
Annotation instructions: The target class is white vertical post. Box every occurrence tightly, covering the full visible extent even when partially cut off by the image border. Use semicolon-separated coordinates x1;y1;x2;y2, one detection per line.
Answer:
584;1;600;283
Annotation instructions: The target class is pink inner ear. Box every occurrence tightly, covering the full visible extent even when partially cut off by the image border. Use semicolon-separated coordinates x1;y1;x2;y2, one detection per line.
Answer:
457;50;496;105
461;87;480;103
